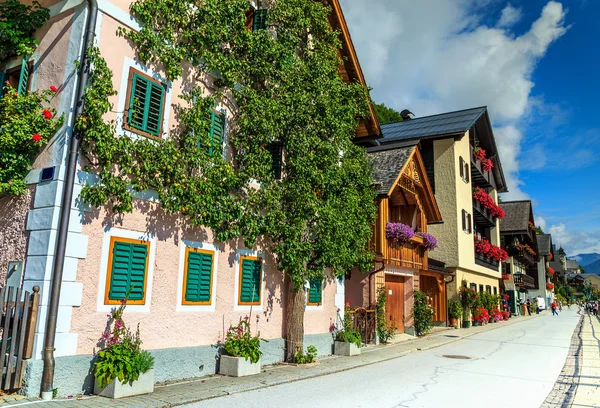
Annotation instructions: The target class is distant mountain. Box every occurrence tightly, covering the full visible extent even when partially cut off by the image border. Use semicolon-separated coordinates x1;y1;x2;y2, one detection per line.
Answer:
583;259;600;274
573;253;600;267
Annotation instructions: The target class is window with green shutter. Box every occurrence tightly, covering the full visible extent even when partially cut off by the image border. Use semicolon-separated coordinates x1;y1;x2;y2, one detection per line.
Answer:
239;256;262;305
308;279;322;305
253;9;268;31
124;69;166;138
0;57;31;99
183;248;214;305
198;110;225;157
105;237;150;305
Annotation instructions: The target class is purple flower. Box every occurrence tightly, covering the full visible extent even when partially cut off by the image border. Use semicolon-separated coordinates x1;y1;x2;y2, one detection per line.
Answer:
102;332;109;339
386;222;414;244
329;324;335;333
417;232;438;250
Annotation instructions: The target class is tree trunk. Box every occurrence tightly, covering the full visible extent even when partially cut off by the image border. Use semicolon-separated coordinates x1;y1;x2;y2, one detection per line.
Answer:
285;277;305;362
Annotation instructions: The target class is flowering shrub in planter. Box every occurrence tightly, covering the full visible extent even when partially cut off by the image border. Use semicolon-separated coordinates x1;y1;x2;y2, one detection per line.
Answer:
222;317;263;364
386;222;414;244
93;292;155;396
501;311;510;320
475;238;508;262
0;84;63;196
502;274;510;281
490;308;503;322
473;147;494;172
515;243;536;256
546;283;554;291
546;267;555;275
416;232;438;250
472;307;489;324
473;187;505;219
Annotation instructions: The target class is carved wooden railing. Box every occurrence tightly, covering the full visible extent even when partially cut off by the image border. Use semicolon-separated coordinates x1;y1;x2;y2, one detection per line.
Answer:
387;237;427;270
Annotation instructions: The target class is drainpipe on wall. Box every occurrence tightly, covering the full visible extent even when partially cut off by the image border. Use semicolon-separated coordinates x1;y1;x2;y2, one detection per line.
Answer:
444;273;455;326
41;0;98;400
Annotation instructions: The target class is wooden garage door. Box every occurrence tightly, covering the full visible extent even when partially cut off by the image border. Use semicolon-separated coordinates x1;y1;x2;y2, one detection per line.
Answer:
385;275;405;332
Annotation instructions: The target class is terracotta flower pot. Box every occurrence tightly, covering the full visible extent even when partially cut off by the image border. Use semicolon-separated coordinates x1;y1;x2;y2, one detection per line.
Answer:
450;317;458;327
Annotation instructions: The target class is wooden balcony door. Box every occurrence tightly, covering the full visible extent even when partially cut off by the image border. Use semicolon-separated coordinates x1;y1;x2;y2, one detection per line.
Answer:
385;275;405;333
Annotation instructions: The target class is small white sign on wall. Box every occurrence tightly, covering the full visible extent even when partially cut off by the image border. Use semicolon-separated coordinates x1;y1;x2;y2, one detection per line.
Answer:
389;289;392;295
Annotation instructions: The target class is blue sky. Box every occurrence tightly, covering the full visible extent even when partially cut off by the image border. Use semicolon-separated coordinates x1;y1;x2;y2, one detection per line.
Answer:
340;0;600;256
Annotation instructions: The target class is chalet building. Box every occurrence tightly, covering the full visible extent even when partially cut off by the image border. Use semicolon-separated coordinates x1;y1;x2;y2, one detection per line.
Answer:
529;233;555;308
499;201;539;314
345;144;444;335
373;108;508;310
0;0;381;397
550;244;568;285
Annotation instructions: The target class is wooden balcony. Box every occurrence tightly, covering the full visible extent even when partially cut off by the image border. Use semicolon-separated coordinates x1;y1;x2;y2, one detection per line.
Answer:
387;236;427;270
472;199;497;228
513;249;536;266
514;273;535;289
474;251;499;271
470;145;496;190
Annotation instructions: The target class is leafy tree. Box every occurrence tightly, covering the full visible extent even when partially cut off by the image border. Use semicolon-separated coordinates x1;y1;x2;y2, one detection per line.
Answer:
82;0;377;361
580;265;588;274
373;102;403;125
0;0;50;64
535;226;544;235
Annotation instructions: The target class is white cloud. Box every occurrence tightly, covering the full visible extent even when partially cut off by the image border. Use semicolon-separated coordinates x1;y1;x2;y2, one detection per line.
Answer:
498;5;522;27
535;216;547;231
340;0;569;200
548;223;600;255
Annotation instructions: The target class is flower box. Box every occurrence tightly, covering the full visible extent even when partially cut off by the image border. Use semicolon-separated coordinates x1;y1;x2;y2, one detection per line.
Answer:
219;355;261;377
334;341;361;356
94;369;155;399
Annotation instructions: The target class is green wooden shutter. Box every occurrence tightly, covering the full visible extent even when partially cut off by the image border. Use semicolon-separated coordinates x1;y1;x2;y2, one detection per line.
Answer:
18;57;29;95
308;279;322;304
185;251;213;303
253;9;268;31
128;73;165;137
240;258;261;303
108;241;148;301
207;110;224;156
268;142;283;179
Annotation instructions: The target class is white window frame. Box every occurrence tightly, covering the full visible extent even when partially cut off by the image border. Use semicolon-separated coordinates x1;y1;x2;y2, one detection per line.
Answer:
96;228;157;313
176;241;219;312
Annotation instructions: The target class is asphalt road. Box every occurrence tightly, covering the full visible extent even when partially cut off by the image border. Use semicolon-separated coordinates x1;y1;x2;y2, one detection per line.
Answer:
186;309;581;408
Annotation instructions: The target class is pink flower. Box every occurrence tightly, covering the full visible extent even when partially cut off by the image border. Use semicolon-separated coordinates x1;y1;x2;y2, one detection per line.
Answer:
43;110;52;119
329;324;335;333
50;85;58;93
32;133;41;142
102;332;109;339
120;298;126;305
115;320;123;329
244;316;249;320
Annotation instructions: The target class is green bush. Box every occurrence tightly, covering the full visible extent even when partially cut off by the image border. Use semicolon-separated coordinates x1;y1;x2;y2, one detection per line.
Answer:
376;285;396;343
448;299;463;320
223;317;263;364
412;290;434;336
295;345;318;364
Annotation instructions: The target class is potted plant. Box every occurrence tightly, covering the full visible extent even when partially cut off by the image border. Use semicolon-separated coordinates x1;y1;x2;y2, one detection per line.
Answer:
459;283;477;328
448;299;463;328
333;305;362;356
93;294;155;398
386;222;414;244
220;317;263;376
472;307;489;326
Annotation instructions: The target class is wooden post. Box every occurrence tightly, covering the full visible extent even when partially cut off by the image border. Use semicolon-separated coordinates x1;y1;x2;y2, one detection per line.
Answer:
23;286;40;360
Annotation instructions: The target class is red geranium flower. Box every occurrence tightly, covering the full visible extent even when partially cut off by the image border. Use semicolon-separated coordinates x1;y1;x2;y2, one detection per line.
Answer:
32;133;42;142
43;110;53;119
50;86;58;93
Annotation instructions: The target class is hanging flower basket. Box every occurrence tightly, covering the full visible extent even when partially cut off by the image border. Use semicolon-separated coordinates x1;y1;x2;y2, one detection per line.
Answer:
546;267;555;275
416;232;438;250
386;222;414;244
502;274;510;281
473;187;505;219
546;283;554;291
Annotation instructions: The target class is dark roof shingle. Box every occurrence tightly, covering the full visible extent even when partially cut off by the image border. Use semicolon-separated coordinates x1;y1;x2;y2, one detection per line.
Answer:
537;234;552;256
369;146;414;195
380;107;487;143
499;201;532;233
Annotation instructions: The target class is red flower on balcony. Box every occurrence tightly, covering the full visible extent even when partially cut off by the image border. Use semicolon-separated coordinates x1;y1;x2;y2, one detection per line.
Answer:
546;283;554;291
502;274;510;281
475;238;507;261
473;187;505;220
546;267;555;275
515;243;536;256
528;221;535;230
473;147;494;172
548;253;554;260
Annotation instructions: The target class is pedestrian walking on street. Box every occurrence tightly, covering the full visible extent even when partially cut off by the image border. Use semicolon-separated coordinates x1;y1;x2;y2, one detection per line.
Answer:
594;302;598;316
559;301;562;312
526;299;532;316
551;301;559;316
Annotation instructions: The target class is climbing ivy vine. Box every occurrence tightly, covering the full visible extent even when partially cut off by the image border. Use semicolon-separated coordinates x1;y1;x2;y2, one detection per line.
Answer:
0;0;50;64
81;0;377;360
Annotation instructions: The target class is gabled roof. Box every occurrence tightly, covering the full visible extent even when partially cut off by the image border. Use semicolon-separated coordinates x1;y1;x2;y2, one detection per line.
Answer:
380;107;487;142
499;200;532;233
550;260;565;273
566;259;579;270
537;234;553;256
370;147;414;195
369;145;442;223
328;0;381;139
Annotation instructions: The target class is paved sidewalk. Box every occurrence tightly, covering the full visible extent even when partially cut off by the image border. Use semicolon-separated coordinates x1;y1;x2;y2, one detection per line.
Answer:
3;314;543;408
542;308;600;408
